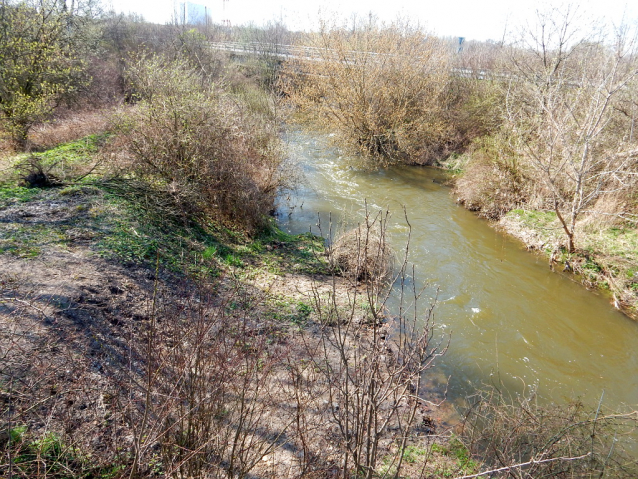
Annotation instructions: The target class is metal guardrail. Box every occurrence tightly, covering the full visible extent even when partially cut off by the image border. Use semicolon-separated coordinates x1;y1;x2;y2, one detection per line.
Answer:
208;42;495;79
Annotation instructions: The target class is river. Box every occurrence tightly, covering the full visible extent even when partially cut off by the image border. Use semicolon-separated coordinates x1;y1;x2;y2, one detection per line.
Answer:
275;128;638;412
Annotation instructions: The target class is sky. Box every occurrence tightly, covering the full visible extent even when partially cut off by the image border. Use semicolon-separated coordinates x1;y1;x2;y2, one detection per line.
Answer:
106;0;638;42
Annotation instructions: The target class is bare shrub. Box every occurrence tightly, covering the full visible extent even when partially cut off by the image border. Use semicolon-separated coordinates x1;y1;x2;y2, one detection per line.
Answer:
0;275;116;478
460;387;638;478
0;266;304;479
112;54;285;232
304;207;448;478
330;224;393;282
456;135;531;219
280;17;455;165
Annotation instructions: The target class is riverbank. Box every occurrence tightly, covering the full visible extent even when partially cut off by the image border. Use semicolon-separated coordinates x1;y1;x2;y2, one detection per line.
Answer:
437;153;638;320
0;135;471;477
496;208;638;320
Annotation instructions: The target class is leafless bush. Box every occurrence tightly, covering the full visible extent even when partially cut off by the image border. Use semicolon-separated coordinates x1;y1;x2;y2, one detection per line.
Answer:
303;206;448;478
330;225;393;282
460;387;638;478
280;17;456;165
0;266;305;479
0;276;112;478
111;54;286;232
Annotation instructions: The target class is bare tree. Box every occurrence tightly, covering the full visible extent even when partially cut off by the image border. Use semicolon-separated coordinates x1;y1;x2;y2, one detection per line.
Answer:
503;7;638;252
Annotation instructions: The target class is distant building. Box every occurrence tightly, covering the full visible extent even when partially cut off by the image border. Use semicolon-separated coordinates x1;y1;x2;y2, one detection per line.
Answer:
458;37;465;53
178;1;209;25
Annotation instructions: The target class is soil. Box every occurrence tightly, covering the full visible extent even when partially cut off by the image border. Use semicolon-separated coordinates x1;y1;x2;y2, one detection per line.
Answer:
0;189;456;477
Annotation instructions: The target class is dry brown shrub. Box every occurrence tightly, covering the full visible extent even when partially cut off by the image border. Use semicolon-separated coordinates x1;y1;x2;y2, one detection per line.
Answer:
280;18;455;165
461;387;638;478
111;54;286;232
455;136;530;219
330;224;393;282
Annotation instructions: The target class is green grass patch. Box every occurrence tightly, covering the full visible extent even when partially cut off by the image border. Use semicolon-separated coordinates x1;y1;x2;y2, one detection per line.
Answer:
507;208;558;229
0;185;42;208
402;444;428;464
0;222;68;258
264;296;313;325
379;439;479;478
430;437;480;477
585;225;638;261
32;133;108;168
255;228;328;275
93;194;224;276
92;188;328;280
6;425;124;479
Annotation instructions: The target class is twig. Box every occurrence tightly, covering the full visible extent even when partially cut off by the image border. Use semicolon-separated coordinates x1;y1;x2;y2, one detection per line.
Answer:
4;297;52;321
453;453;591;479
591;390;605;462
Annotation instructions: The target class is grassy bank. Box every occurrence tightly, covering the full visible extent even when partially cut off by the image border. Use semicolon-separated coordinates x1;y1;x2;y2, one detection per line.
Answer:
498;209;638;319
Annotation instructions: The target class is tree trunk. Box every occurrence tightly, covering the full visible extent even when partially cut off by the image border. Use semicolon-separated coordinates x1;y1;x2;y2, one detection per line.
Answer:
567;232;575;254
554;206;576;253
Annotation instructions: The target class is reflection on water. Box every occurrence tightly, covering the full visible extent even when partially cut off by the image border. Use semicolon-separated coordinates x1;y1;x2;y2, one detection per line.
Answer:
276;128;638;411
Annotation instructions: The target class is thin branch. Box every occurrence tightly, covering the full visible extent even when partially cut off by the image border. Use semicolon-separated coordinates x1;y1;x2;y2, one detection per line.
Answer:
453;453;591;479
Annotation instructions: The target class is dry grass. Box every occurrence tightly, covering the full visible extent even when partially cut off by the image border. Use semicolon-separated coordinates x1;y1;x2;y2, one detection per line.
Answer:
460;387;638;478
28;110;111;151
330;226;393;282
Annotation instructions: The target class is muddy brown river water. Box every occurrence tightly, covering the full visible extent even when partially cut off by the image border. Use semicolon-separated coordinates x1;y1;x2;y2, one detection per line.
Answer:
276;128;638;411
